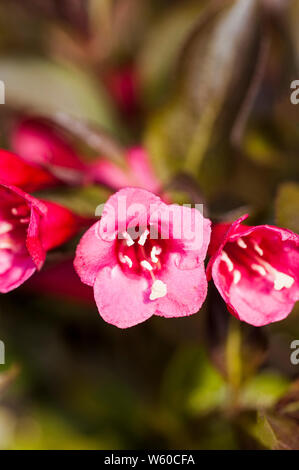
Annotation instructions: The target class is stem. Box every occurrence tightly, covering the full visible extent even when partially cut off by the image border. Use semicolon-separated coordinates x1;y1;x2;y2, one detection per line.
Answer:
226;316;242;410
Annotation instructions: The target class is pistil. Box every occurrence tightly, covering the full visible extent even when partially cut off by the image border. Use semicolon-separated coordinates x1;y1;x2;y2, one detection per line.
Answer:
118;228;167;300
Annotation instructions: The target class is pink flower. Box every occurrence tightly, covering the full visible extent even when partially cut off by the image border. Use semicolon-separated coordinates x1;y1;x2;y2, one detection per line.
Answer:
0;149;56;192
74;188;211;328
88;147;161;194
207;215;299;326
25;258;94;304
11;118;86;184
103;65;140;119
0;183;87;293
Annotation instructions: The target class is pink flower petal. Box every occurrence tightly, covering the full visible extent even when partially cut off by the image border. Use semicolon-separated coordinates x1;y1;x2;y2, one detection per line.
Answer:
0;149;56;191
89;159;132;189
126;147;160;193
0;252;36;293
26;206;45;270
88;147;161;194
94;264;155;328
151;203;211;270
74;221;116;286
40;200;88;252
153;253;208;318
11;118;86;173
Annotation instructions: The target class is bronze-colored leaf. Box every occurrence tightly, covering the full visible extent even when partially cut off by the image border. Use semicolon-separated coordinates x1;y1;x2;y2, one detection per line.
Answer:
0;365;19;395
145;0;263;188
252;411;299;450
276;379;299;422
6;0;90;37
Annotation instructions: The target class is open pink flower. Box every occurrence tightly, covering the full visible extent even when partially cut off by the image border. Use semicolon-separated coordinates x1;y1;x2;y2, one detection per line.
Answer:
0;183;87;293
207;215;299;326
0;149;57;192
11;118;86;185
74;188;211;328
88;147;161;194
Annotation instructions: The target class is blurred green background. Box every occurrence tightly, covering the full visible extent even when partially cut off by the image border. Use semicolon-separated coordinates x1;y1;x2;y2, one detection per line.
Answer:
0;0;299;450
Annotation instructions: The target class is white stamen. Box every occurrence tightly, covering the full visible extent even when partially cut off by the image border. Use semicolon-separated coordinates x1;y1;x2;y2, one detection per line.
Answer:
150;246;162;263
0;222;13;235
237;238;247;249
122;231;134;247
251;264;266;276
119;253;133;268
138;229;149;246
273;272;294;291
0;240;13;250
140;260;153;271
253;242;263;256
11;208;18;216
233;270;241;284
252;256;295;291
150;279;167;300
221;251;234;272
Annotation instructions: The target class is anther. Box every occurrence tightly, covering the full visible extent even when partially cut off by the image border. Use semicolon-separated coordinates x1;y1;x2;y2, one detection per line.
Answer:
119;253;133;268
140;260;153;271
237;238;247;249
233;270;241;284
0;222;13;235
150;279;167;300
150;246;162;263
138;229;149;246
122;231;134;247
221;251;234;272
253;242;263;256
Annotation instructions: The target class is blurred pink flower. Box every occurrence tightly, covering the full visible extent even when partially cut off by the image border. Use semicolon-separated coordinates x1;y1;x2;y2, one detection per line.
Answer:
207;215;299;326
0;149;57;192
103;65;140;119
11;117;87;185
25;258;94;304
0;183;87;293
88;147;161;194
74;187;211;328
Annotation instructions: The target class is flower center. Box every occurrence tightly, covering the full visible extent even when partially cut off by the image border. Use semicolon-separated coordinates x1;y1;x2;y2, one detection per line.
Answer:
11;204;30;225
116;228;167;300
0;203;30;253
221;236;295;291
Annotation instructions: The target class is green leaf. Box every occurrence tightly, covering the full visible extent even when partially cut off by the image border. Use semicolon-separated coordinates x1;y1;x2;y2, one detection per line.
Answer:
161;345;227;416
145;0;261;186
183;0;260;172
0;58;118;131
249;411;299;450
276;182;299;233
240;372;290;410
244;129;284;168
37;185;110;217
11;408;120;450
275;379;299;421
138;1;208;107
